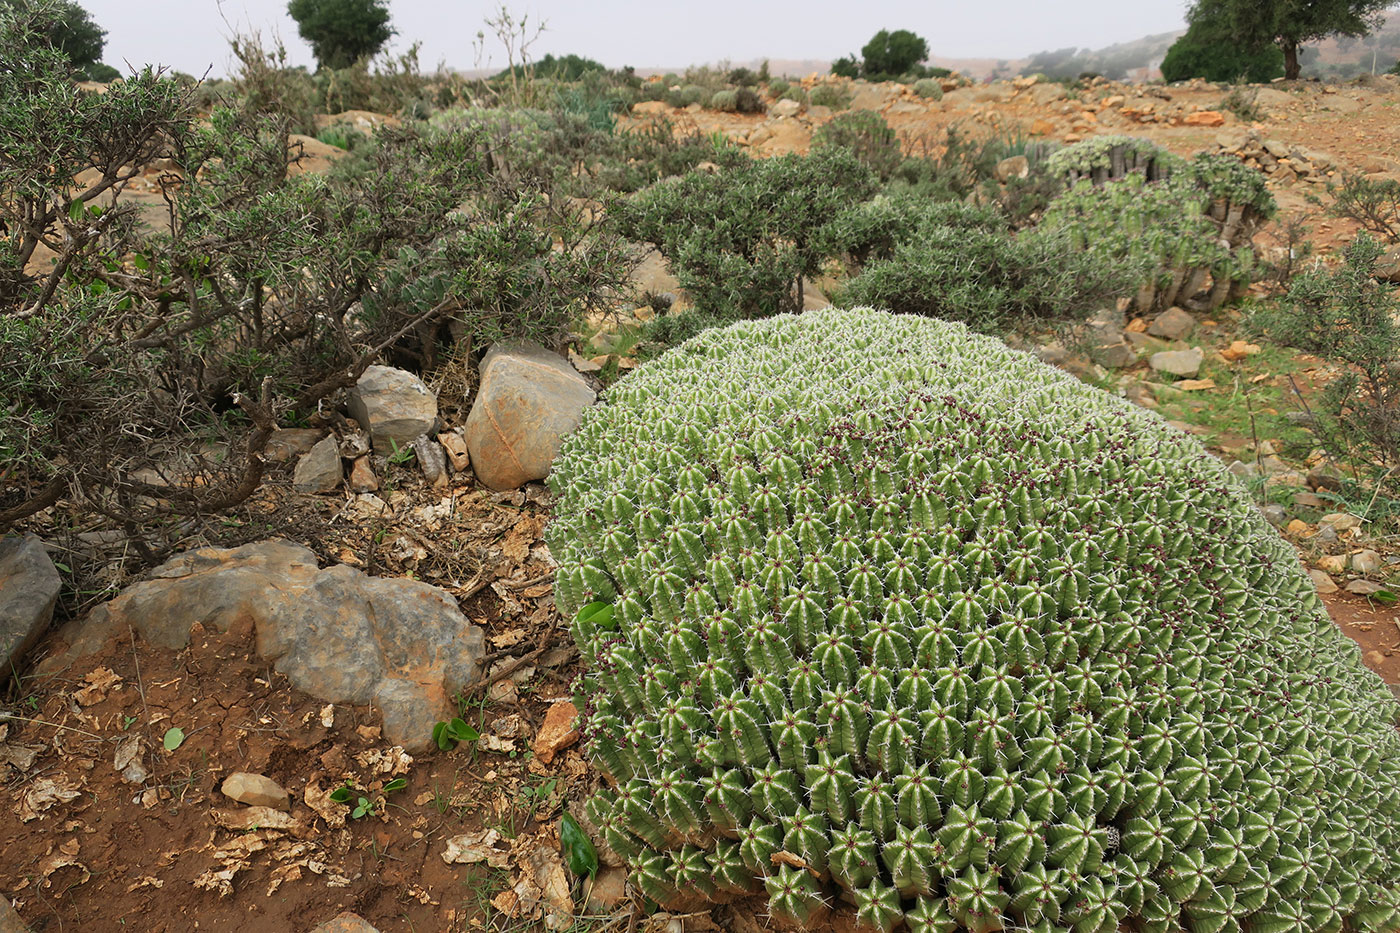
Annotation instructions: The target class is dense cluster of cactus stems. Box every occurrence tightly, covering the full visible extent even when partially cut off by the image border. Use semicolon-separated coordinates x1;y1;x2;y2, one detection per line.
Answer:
548;309;1400;932
1042;137;1275;313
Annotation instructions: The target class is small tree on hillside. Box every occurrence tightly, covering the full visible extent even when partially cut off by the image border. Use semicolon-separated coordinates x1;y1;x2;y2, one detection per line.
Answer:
286;0;393;71
831;28;930;81
1187;0;1389;79
860;28;929;79
1161;21;1285;83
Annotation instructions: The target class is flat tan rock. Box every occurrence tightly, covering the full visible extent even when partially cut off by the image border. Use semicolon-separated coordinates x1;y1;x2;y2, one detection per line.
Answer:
531;701;580;765
221;772;290;810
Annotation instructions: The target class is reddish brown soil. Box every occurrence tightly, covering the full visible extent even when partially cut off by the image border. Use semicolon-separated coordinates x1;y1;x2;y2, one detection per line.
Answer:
0;542;589;932
1325;591;1400;691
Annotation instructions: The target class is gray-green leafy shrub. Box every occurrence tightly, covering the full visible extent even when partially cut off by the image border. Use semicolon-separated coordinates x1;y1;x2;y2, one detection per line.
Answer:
709;89;738;112
809;83;852;110
608;148;877;323
1253;235;1400;472
667;84;707;108
912;77;943;99
597;119;750;194
888;125;1004;202
550;308;1400;930
0;5;629;554
834;202;1135;332
767;78;791;97
811;110;903;181
1327;172;1400;243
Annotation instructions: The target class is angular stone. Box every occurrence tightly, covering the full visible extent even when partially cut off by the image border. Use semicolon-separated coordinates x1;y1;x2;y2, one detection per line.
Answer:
293;435;342;493
46;541;485;753
1182;110;1225;127
532;701;580;765
465;342;597;491
265;428;327;462
995;155;1030;182
769;98;801;118
1226;460;1259;479
1123;383;1156;409
439;428;471;473
1347;579;1386;596
1317;554;1348;575
1091;341;1137;369
348;366;438;454
1123;331;1171;353
1308;570;1339;595
309;914;380;933
1219;340;1260;362
1320;512;1362;533
1026;83;1066;105
1259;504;1286;526
1307;464;1342;491
348;456;378;493
0;535;60;680
1147;307;1195;340
1149;347;1204;377
1265;470;1307;489
1352;549;1383;575
412;434;449;488
221;772;290;810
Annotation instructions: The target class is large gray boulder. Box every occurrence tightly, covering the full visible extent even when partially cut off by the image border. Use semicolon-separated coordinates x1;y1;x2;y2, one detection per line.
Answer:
464;342;596;491
44;541;484;752
347;365;438;454
0;535;61;678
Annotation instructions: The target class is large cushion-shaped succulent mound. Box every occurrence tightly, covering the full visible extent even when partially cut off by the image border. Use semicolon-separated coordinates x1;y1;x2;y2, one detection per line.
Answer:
547;309;1400;932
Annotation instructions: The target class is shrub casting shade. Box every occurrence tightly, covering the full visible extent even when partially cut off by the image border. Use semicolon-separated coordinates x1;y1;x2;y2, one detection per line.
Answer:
548;308;1400;930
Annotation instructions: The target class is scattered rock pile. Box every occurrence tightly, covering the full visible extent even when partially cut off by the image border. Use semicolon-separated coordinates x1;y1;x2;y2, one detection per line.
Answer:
1214;128;1339;185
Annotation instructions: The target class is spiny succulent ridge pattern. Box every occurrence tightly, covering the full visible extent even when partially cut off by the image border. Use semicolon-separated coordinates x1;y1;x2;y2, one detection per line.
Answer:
547;308;1400;932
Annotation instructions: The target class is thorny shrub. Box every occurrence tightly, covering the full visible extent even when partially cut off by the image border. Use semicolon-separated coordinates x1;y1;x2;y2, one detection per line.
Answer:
1253;235;1400;476
0;5;629;580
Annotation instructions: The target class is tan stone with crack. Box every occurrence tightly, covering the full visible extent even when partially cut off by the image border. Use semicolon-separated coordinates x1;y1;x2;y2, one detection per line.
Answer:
464;343;596;491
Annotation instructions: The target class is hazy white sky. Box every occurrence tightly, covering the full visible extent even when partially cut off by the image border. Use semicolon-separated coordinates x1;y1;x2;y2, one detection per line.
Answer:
85;0;1193;77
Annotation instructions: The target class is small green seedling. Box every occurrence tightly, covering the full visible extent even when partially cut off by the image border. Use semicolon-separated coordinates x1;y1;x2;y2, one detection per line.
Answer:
386;437;416;465
560;813;598;877
329;779;357;804
433;717;480;751
330;777;407;819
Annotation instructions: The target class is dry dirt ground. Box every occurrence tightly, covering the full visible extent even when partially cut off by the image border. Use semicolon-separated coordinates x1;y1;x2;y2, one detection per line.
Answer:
6;77;1400;932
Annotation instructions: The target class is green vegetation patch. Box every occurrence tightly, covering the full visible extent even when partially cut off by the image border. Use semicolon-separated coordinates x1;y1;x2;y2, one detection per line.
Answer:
550;308;1400;930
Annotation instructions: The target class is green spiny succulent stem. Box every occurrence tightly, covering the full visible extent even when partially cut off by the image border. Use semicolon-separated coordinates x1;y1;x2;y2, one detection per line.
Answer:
553;310;1400;929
